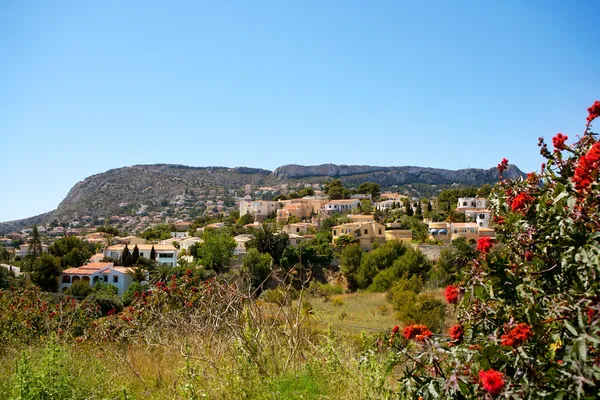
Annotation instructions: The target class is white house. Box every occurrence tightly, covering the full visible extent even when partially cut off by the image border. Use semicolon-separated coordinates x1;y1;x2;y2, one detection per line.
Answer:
323;199;361;213
456;197;487;211
105;244;178;267
59;262;134;295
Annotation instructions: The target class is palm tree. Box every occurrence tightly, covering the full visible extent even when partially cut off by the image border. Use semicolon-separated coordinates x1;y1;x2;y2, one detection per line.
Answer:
128;265;147;283
151;264;174;284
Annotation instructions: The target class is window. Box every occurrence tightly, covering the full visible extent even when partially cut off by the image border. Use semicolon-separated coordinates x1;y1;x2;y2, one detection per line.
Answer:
378;230;382;235
159;253;174;258
463;202;467;206
62;275;71;283
93;276;100;283
296;228;300;233
103;276;108;282
364;229;368;234
333;230;337;235
113;276;119;283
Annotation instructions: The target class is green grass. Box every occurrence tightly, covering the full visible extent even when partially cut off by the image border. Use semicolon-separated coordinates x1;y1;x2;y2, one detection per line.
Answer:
270;370;328;399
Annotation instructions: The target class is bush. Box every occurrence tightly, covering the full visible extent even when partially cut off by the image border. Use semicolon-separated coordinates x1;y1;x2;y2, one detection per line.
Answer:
331;297;345;307
393;292;446;333
122;282;149;306
86;291;123;315
391;102;600;398
65;280;92;298
308;281;344;296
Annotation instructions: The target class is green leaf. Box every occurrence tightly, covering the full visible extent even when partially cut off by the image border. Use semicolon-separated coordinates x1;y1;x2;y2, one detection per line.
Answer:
578;339;587;363
564;321;578;336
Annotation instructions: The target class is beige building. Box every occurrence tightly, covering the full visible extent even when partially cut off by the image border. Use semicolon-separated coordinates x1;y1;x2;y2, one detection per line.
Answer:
348;214;375;223
385;229;412;243
331;221;386;250
324;199;361;213
428;222;495;243
282;222;318;236
276;198;329;223
240;200;281;221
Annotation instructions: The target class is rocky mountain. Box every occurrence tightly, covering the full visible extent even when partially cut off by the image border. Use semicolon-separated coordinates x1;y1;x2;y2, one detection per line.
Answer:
272;163;524;186
1;163;524;232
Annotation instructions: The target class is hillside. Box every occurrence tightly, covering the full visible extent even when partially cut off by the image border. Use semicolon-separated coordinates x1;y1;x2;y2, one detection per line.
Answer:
0;163;524;232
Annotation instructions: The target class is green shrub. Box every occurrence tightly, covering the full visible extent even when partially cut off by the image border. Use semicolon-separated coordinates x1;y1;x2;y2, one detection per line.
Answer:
331;297;345;307
86;291;123;315
394;292;446;333
122;282;149;306
65;280;92;298
309;281;344;296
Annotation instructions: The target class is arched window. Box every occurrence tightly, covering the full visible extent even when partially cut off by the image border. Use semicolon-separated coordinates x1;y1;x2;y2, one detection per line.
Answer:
463;202;467;206
82;276;90;282
62;275;71;283
72;276;80;282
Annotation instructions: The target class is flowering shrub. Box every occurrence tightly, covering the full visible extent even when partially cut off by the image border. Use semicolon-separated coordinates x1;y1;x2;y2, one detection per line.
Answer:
391;102;600;398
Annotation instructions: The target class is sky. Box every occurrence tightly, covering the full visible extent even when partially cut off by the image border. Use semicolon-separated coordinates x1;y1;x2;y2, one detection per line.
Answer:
1;1;598;222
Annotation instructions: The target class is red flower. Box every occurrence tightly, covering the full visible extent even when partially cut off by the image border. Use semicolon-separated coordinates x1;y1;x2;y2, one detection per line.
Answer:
403;324;433;341
552;133;568;150
445;285;459;304
573;142;600;193
500;323;534;347
524;251;533;261
509;192;533;213
587;100;600;127
497;158;509;175
449;324;464;342
588;308;595;324
492;215;505;225
392;325;400;335
49;311;57;318
479;369;505;396
477;237;493;254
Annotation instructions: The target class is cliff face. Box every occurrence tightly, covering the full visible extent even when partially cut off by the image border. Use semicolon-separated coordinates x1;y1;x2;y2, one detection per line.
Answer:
271;164;524;185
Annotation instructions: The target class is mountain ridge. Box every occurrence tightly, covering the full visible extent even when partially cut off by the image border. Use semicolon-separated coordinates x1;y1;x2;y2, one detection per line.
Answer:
1;163;524;232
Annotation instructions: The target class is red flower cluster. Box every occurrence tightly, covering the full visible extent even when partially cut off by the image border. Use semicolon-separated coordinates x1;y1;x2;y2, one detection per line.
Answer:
477;237;493;254
587;100;600;127
392;325;400;335
479;369;505;396
573;142;600;193
524;251;533;261
492;215;505;225
445;285;459;304
500;323;534;347
509;192;533;213
552;133;568;150
497;158;509;175
403;324;433;341
449;324;464;342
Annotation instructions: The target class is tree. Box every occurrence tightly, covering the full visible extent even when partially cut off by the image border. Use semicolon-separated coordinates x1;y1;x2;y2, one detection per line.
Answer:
27;225;43;260
66;280;93;297
121;245;131;267
325;179;350;200
405;200;414;217
246;223;288;265
96;225;120;236
411;220;429;243
242;248;273;291
30;253;61;292
131;244;140;265
151;264;174;284
356;182;381;199
128;264;147;283
149;245;156;261
415;201;422;216
340;244;363;291
237;213;254;226
195;230;236;273
48;236;94;269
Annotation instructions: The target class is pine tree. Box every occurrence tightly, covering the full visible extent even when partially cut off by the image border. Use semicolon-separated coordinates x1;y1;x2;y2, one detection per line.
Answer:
405;201;414;217
28;225;43;260
150;245;156;261
416;202;422;215
427;201;432;213
131;244;140;265
121;245;131;267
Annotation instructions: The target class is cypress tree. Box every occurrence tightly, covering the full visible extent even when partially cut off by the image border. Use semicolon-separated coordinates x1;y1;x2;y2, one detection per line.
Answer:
150;245;156;260
416;202;422;215
121;245;131;267
28;225;43;260
132;244;140;265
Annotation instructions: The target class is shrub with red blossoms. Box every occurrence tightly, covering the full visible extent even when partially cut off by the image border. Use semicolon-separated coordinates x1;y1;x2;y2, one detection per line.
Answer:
403;324;433;341
445;285;459;304
509;191;533;213
387;102;600;399
552;133;568;150
497;158;509;176
449;324;464;342
476;237;493;254
587;100;600;127
500;323;534;347
479;369;505;396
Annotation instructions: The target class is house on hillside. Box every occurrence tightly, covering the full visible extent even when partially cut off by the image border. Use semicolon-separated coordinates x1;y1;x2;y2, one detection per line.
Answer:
105;244;178;267
331;221;386;250
240;200;281;221
59;262;134;295
323;199;361;214
282;222;318;236
428;222;495;243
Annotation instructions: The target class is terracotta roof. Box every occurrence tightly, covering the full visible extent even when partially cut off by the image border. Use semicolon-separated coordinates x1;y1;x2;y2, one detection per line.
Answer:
327;199;360;205
107;244;177;251
62;262;113;275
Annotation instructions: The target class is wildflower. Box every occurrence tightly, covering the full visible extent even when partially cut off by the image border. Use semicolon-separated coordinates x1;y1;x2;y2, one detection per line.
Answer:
477;237;493;254
509;192;533;213
445;285;459;304
107;308;117;316
479;369;505;396
49;311;57;318
587;100;600;127
392;325;400;335
449;324;464;342
403;324;433;341
573;142;600;193
552;133;568;150
524;251;533;261
500;323;534;347
493;215;505;225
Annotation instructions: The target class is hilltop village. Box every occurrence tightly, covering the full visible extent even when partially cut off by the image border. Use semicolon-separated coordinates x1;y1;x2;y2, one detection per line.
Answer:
0;179;495;298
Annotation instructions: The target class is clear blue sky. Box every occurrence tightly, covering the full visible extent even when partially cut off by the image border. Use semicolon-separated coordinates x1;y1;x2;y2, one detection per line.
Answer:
1;1;598;222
